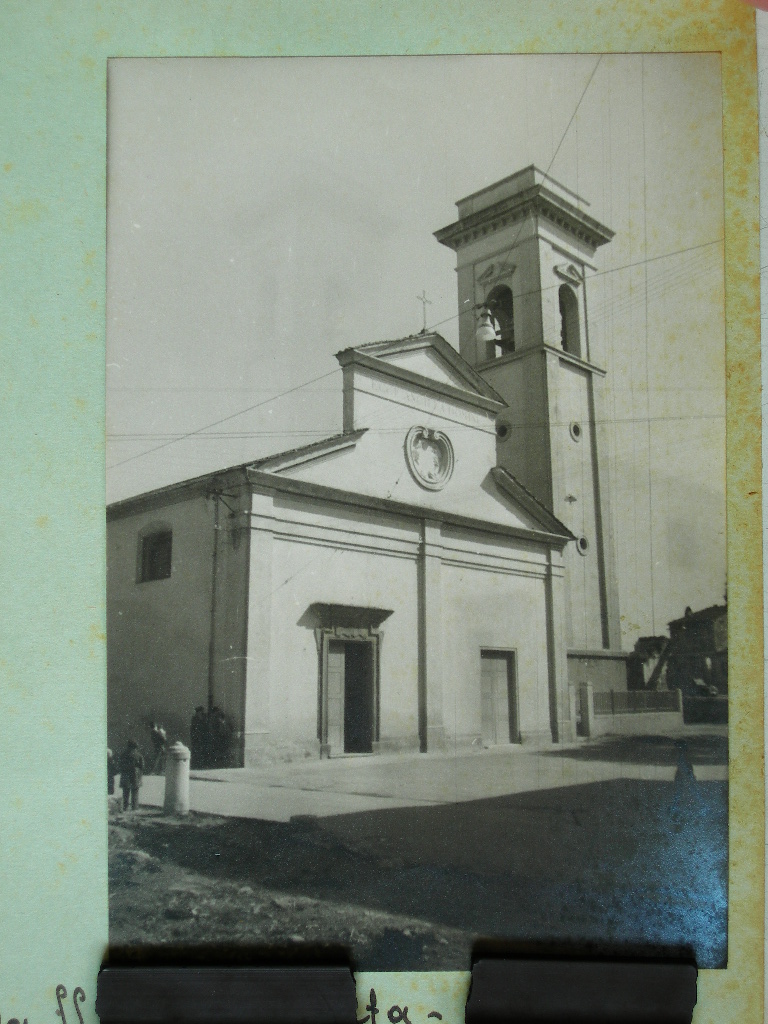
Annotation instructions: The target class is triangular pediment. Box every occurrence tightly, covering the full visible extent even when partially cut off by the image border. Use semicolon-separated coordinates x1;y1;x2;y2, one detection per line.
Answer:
338;333;504;408
383;346;474;389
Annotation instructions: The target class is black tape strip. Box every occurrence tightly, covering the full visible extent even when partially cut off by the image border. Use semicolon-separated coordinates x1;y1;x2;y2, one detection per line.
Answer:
96;967;357;1024
465;959;697;1024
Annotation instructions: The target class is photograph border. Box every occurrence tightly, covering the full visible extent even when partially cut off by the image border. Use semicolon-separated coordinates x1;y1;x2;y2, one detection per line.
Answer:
0;3;761;1023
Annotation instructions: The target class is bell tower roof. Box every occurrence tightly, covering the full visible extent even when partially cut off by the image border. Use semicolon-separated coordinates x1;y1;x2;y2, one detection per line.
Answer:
434;164;614;256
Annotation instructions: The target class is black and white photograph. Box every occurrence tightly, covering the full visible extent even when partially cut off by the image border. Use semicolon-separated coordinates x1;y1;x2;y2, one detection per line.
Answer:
106;54;728;970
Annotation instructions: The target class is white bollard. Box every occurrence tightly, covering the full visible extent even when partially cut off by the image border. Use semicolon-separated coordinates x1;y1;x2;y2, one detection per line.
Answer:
163;741;190;816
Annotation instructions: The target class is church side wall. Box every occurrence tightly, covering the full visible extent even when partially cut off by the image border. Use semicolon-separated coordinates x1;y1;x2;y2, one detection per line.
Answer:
209;491;253;764
107;495;215;757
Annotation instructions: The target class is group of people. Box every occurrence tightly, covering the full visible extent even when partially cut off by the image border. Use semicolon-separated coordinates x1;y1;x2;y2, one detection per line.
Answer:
107;707;234;811
107;720;167;812
190;705;233;769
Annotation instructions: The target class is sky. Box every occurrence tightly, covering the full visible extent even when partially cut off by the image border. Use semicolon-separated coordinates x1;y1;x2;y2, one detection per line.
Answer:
106;54;727;648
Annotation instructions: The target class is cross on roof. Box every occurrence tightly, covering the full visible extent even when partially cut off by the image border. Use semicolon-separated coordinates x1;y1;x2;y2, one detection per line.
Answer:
417;290;432;333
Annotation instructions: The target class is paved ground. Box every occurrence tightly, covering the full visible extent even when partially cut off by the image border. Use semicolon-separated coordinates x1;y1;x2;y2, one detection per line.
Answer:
138;728;728;822
113;729;728;970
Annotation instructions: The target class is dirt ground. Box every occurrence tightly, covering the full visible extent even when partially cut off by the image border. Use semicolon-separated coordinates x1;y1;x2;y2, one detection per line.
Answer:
109;803;468;969
109;742;727;971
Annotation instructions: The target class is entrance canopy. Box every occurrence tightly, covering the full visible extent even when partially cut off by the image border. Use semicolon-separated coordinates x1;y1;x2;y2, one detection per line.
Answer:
308;603;394;630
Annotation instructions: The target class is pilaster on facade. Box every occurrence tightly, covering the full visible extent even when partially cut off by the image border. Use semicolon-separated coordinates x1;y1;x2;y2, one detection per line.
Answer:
545;547;572;743
418;519;446;751
589;372;622;650
243;492;274;757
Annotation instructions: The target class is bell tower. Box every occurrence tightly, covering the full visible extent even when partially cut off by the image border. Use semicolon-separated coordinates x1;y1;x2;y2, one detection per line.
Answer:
435;166;622;658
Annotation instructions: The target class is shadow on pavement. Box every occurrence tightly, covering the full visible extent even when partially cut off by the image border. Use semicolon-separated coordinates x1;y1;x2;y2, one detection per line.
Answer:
540;733;727;767
122;774;727;970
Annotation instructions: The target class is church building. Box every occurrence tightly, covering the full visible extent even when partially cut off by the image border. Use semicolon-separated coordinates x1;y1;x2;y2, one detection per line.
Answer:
107;166;627;765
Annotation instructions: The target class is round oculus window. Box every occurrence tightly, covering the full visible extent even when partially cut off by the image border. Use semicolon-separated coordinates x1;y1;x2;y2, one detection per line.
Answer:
577;535;589;555
569;421;582;442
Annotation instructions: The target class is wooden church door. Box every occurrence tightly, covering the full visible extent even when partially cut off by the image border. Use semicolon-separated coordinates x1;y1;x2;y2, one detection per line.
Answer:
480;650;520;744
325;638;375;755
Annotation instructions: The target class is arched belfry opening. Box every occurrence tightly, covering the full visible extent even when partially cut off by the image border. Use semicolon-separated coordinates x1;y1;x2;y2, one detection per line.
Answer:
559;284;581;358
485;283;515;358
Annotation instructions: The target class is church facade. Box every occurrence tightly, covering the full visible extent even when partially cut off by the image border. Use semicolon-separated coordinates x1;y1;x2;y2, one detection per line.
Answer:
107;166;627;764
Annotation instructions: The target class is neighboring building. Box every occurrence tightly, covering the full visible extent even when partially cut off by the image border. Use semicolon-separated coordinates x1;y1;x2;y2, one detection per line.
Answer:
666;604;728;696
108;166;642;763
625;605;728;700
626;636;669;691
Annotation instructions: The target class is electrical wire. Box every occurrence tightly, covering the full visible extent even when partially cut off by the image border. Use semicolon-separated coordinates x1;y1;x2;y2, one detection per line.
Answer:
107;367;341;471
425;237;723;334
427;54;604;335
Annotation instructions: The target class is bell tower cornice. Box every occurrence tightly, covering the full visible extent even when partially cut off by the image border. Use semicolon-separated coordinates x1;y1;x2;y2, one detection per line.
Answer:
434;165;614;256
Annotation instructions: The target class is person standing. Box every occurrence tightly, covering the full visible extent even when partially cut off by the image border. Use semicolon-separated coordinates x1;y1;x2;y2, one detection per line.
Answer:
119;739;145;811
190;706;208;769
107;748;117;796
209;707;231;768
149;721;167;774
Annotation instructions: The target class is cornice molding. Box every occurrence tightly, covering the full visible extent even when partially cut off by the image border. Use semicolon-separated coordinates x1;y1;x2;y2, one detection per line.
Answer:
255;429;367;472
435;184;614;255
491;466;576;541
247;468;572;549
476;343;606;378
107;467;250;521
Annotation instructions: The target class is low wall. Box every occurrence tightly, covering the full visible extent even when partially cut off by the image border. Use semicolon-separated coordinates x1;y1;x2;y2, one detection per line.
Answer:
589;708;685;737
575;683;684;738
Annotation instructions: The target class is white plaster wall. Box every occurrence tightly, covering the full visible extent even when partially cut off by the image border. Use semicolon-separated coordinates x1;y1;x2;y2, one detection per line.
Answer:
383;347;470;389
440;552;553;744
264;516;420;750
281;376;543;531
484;350;553;508
246;491;561;757
107;495;214;753
554;361;605;650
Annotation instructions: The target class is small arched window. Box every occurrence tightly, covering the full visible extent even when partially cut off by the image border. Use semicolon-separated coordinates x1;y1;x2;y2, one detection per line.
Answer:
485;284;515;358
559;284;581;358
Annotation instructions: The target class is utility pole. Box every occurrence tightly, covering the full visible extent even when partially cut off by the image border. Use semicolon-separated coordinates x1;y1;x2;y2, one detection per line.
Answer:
207;489;220;712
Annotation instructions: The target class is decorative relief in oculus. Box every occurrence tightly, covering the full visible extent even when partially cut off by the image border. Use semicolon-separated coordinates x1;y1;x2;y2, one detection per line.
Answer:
404;426;455;491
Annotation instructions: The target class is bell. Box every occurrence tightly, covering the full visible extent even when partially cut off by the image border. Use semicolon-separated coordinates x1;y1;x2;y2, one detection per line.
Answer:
475;307;498;344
